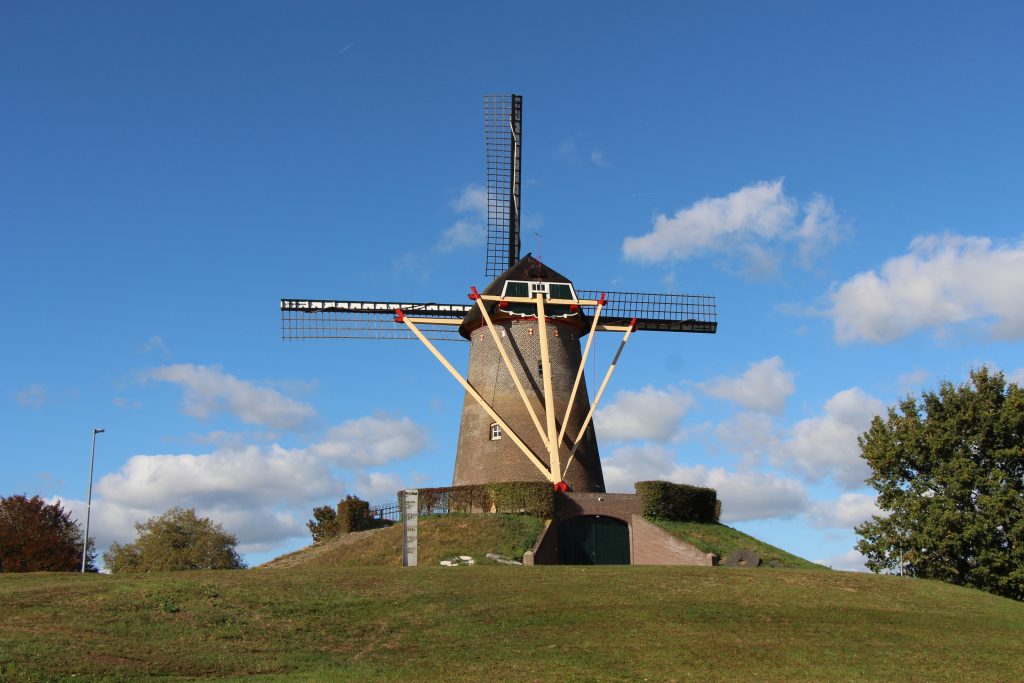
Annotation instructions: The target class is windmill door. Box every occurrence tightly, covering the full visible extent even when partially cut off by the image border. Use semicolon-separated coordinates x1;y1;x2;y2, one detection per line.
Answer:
557;516;630;565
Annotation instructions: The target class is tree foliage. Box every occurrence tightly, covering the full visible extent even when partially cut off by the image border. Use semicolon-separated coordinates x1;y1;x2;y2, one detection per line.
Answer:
0;494;95;572
307;504;340;542
855;367;1024;600
103;507;245;572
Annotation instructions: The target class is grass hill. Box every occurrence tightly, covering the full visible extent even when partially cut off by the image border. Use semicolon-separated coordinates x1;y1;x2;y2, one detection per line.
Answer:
3;563;1023;681
259;514;545;569
260;513;817;570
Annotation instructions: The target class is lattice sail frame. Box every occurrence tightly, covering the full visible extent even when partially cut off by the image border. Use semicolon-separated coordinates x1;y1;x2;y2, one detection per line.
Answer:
280;300;469;341
484;94;522;278
575;289;717;333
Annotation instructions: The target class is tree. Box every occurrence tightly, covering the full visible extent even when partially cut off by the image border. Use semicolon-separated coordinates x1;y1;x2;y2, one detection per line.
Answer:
103;507;245;572
855;367;1024;600
0;494;96;572
306;504;340;542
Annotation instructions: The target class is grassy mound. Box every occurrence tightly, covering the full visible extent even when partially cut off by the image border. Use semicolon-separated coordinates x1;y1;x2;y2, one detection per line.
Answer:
652;520;824;569
260;513;545;569
2;566;1023;681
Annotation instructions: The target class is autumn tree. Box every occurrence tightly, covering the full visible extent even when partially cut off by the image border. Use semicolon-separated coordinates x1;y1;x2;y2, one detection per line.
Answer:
0;494;96;572
103;507;245;572
855;367;1024;600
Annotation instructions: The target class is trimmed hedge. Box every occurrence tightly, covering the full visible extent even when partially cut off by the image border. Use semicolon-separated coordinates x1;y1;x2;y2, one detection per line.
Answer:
338;496;372;533
635;481;719;523
410;481;554;519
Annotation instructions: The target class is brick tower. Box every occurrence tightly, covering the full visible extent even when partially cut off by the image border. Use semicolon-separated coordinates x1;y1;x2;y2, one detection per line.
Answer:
453;255;604;492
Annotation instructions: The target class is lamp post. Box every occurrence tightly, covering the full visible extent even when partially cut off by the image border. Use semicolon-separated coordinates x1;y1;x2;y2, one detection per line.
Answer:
81;428;104;573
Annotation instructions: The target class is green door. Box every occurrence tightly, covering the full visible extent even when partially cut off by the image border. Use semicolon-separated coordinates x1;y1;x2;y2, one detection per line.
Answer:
558;516;630;565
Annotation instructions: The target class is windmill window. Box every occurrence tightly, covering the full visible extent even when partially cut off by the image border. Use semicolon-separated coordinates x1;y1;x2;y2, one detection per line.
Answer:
549;283;572;300
490;423;503;440
503;281;529;298
529;282;548;296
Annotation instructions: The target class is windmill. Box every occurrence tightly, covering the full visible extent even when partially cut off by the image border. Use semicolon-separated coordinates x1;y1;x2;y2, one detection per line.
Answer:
281;94;717;493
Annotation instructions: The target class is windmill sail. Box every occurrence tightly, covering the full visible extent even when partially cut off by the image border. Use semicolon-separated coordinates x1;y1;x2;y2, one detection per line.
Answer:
484;94;522;278
280;299;470;341
575;289;718;333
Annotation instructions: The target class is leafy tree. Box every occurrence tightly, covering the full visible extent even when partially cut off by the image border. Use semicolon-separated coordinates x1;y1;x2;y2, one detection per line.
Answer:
855;367;1024;600
0;494;96;572
104;507;245;572
307;504;340;542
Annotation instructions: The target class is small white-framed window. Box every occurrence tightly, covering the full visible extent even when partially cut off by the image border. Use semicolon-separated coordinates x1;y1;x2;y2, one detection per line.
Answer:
529;281;549;296
490;423;503;440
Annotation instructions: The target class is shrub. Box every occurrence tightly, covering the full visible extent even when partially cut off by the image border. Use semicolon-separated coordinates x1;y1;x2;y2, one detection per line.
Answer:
104;507;244;572
409;482;555;519
635;481;718;523
337;496;372;533
307;505;340;543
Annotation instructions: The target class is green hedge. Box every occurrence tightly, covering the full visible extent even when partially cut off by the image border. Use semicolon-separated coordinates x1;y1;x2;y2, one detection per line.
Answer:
635;481;719;523
338;496;372;533
411;481;554;519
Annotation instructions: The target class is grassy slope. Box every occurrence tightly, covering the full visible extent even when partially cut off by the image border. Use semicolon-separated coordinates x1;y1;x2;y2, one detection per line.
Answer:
260;514;545;569
652;520;824;569
3;566;1023;681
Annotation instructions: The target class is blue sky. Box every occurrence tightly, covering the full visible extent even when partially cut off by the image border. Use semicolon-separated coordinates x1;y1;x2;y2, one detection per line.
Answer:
3;2;1023;569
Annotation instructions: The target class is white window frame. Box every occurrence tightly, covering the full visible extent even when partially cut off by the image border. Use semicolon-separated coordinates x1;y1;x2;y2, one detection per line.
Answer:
500;280;577;300
490;423;503;441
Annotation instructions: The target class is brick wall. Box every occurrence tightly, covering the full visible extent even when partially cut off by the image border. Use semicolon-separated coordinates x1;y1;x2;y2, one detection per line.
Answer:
630;515;715;566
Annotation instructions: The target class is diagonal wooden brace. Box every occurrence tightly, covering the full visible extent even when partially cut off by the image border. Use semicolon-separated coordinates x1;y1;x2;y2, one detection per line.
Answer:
561;318;636;480
558;293;606;446
470;288;548;446
396;309;554;483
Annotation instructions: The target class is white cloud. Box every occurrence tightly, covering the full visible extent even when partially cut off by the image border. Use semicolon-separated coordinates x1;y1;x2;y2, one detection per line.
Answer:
701;356;795;415
815;548;870;572
601;445;807;522
715;412;779;465
15;383;48;408
778;388;884;488
309;414;429;466
451;184;486;215
829;234;1024;344
807;492;881;529
622;180;841;273
437;219;485;252
149;364;316;431
594;386;694;442
142;335;170;355
590;150;610;167
897;368;930;389
1009;368;1024;386
436;185;486;252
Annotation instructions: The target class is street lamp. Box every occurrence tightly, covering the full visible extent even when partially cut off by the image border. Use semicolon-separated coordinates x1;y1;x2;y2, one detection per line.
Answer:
81;428;104;573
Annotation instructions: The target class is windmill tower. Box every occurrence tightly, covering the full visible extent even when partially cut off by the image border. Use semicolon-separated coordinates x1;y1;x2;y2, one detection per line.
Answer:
281;94;717;494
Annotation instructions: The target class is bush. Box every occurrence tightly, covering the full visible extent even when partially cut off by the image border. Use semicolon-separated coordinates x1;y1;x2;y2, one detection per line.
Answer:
635;481;718;523
307;505;340;543
337;496;372;533
104;507;244;572
410;482;555;519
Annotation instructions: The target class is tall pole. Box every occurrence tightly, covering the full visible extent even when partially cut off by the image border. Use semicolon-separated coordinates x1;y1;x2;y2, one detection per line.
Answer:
81;428;104;573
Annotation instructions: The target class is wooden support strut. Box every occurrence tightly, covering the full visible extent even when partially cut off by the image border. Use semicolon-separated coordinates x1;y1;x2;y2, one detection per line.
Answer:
470;288;548;446
558;293;605;447
535;295;562;483
395;309;554;482
561;318;637;480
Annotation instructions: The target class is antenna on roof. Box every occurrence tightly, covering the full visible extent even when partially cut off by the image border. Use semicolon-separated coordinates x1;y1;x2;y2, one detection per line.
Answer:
483;94;522;278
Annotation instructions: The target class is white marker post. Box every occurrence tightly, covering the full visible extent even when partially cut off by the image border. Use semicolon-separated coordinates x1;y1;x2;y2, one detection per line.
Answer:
402;490;419;567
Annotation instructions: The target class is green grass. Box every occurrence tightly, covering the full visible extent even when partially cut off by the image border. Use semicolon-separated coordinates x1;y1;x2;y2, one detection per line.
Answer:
651;520;825;569
2;565;1023;681
260;513;544;569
